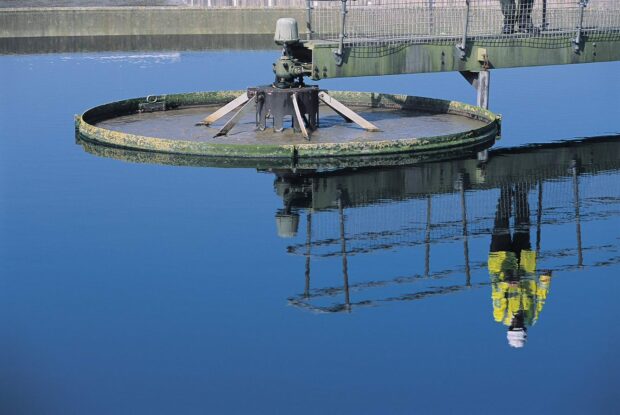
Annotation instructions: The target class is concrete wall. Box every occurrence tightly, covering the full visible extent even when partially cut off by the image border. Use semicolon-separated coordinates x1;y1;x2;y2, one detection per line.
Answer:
0;7;308;38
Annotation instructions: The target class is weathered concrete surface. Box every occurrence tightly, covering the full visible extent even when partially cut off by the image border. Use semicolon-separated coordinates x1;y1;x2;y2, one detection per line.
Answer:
0;34;275;54
0;7;307;39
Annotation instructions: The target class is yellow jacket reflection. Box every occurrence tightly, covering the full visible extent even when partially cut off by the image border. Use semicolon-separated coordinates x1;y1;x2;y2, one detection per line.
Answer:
488;252;551;327
488;184;552;348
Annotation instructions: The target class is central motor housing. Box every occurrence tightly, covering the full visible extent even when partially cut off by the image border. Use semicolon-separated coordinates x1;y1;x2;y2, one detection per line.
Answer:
248;85;319;133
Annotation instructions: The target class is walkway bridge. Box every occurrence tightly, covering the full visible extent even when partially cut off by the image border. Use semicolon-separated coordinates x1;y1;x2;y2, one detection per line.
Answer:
297;0;620;81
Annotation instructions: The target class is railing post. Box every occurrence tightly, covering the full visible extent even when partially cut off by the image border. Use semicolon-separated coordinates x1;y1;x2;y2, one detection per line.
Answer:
334;0;348;66
573;0;590;53
428;0;435;36
457;0;471;60
306;0;313;40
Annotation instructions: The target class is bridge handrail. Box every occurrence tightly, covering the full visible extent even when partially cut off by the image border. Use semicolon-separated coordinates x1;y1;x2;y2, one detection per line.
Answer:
305;0;620;49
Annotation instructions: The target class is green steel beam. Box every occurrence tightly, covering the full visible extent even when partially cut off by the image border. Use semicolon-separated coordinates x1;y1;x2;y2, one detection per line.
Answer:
306;32;620;79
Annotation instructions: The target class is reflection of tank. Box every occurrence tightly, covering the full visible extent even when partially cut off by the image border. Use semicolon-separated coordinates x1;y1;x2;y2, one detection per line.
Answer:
271;136;620;212
275;210;300;238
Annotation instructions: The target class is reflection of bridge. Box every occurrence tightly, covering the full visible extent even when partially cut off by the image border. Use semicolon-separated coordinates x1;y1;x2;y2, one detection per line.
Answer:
272;135;620;312
76;133;620;314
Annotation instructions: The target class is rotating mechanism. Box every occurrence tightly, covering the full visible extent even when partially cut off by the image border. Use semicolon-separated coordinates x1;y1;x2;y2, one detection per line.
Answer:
199;18;379;140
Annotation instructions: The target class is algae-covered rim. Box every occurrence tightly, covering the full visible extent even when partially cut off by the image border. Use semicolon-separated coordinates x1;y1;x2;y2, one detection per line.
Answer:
76;90;501;159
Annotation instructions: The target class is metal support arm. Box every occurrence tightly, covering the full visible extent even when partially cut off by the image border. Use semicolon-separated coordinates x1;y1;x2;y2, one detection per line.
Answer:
200;92;250;126
214;95;256;137
318;91;380;132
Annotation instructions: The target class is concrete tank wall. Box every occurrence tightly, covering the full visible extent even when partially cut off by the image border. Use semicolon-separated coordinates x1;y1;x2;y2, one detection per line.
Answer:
0;7;308;38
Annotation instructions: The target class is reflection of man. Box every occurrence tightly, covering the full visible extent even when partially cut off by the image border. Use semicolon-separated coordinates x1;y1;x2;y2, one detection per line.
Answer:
500;0;535;34
488;184;552;348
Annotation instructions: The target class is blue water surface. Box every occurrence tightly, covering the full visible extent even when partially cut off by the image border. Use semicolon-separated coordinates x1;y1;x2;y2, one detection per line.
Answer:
1;51;619;414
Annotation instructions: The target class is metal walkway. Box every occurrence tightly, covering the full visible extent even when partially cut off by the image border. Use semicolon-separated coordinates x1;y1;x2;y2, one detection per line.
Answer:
296;0;620;79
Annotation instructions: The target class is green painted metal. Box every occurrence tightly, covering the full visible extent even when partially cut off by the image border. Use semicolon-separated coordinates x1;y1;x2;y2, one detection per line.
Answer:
306;32;620;79
76;90;500;160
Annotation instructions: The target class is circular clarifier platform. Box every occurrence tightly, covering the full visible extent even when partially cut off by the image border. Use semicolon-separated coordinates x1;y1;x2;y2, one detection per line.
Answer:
76;90;500;159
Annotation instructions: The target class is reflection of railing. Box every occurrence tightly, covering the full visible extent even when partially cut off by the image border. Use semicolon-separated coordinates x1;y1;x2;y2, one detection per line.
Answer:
288;242;620;313
286;175;615;258
282;138;620;259
278;136;620;313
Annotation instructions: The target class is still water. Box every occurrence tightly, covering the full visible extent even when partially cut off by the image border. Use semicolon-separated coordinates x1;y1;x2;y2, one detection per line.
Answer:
1;51;620;414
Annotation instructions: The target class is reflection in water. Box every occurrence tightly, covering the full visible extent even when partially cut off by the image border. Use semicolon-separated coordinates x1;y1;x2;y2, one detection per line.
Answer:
267;136;620;347
489;183;551;348
78;134;620;347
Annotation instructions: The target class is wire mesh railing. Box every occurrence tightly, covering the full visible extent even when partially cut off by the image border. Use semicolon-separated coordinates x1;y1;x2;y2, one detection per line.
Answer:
307;0;620;47
181;0;308;6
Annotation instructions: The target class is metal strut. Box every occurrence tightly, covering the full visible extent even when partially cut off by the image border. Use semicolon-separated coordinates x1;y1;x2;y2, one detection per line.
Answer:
213;95;256;138
318;91;380;132
202;89;380;138
199;92;249;126
292;93;311;140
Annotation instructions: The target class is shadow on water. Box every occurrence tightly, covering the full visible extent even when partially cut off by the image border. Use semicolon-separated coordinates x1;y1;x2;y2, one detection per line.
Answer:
78;134;620;348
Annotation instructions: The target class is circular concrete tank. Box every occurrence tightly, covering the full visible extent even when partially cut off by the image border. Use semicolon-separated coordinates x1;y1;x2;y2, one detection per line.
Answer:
75;90;501;159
